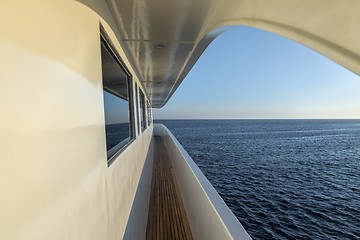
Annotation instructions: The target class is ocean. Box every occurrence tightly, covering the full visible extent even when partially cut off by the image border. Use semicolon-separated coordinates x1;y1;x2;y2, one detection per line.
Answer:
155;119;360;240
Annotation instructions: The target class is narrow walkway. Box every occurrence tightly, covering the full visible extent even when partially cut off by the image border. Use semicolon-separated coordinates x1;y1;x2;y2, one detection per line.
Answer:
146;137;193;240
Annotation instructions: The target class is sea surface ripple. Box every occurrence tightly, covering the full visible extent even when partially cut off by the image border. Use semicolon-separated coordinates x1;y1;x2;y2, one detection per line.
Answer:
157;119;360;240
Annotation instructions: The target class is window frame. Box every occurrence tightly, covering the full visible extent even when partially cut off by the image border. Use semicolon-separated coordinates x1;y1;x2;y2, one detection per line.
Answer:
100;31;135;163
135;84;141;135
140;90;147;132
146;100;152;127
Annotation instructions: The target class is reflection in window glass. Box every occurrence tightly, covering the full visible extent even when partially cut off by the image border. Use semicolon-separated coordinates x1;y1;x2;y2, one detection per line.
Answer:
135;85;141;135
103;90;130;151
146;100;152;126
140;91;146;131
101;37;132;158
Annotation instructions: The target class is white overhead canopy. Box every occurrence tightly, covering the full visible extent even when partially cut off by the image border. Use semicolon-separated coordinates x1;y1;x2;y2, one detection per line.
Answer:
101;0;360;108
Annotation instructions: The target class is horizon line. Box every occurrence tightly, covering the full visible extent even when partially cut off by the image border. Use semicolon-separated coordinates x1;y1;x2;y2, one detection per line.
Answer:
154;118;360;121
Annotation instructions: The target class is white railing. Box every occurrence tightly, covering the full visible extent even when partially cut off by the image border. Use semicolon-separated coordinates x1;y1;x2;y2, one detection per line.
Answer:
154;124;252;240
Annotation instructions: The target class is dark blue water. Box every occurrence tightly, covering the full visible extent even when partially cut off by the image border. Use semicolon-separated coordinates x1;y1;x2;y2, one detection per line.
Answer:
105;123;130;150
155;119;360;240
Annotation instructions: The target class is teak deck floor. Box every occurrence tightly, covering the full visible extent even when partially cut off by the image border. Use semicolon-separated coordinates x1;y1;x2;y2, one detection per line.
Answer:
146;137;193;240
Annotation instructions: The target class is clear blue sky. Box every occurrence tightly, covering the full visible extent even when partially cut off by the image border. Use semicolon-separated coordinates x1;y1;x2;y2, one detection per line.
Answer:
154;26;360;119
104;91;129;124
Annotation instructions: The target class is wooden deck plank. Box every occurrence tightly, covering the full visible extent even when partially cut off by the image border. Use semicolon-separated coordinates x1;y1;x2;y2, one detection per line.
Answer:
146;137;193;240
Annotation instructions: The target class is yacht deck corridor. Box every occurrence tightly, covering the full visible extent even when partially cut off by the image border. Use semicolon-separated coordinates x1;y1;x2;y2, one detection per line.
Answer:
146;137;193;240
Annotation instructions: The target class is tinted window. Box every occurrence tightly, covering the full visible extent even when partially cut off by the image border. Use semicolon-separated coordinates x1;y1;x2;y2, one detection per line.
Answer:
135;85;141;135
146;100;152;126
101;37;133;158
140;91;147;131
103;91;130;151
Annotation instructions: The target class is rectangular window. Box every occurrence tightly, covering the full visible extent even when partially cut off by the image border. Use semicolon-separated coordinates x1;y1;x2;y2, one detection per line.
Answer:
140;90;147;131
135;84;141;135
146;100;152;126
101;35;133;160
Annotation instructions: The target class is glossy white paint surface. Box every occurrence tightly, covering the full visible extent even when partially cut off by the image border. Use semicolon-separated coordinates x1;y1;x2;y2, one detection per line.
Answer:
154;124;252;240
79;0;360;107
0;1;152;239
123;138;154;240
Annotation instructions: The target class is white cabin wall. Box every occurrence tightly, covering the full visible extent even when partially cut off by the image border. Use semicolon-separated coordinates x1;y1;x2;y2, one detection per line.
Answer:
0;1;152;239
